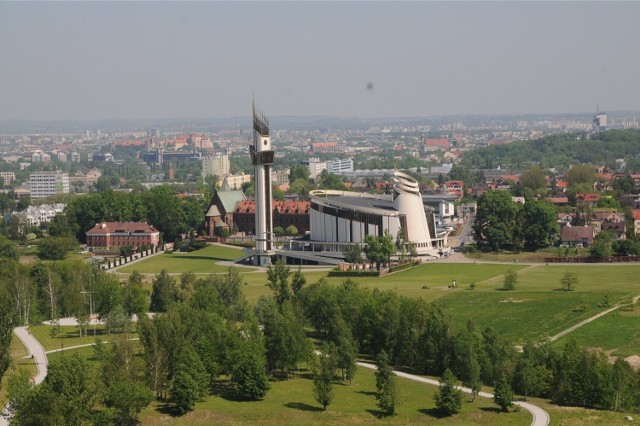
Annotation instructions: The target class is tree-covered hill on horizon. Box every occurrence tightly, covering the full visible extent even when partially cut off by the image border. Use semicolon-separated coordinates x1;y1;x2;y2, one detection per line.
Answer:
461;129;640;171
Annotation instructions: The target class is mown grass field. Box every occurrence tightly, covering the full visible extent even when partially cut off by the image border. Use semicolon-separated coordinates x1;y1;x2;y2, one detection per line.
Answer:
138;365;530;426
555;308;640;357
0;334;36;406
29;324;119;351
116;244;257;274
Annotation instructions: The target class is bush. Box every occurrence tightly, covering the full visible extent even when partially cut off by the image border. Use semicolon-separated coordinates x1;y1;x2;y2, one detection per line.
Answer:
389;261;419;273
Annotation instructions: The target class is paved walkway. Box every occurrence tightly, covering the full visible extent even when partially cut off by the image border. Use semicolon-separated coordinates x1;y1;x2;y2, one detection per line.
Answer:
357;362;549;426
1;327;48;426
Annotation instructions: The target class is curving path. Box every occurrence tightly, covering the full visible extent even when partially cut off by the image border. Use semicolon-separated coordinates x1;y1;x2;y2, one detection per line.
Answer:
1;327;48;426
357;362;550;426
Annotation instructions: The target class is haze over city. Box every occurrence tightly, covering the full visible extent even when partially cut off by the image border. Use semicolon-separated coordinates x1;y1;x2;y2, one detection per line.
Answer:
1;1;639;121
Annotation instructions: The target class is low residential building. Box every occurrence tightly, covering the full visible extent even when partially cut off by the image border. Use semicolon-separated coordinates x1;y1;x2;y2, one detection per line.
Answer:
86;222;160;250
219;173;251;191
18;203;65;227
633;210;640;235
560;225;596;247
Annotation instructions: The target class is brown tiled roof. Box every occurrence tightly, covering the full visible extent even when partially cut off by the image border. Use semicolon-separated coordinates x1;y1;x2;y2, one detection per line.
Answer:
86;222;158;235
561;226;595;242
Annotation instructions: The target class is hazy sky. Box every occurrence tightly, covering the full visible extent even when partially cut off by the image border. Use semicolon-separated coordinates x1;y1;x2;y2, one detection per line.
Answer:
1;2;639;120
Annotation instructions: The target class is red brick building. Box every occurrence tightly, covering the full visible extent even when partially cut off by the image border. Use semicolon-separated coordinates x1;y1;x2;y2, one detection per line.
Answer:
233;200;310;235
86;222;160;250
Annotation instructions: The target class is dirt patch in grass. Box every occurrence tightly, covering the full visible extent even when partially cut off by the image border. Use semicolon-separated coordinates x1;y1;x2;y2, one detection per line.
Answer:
499;298;526;303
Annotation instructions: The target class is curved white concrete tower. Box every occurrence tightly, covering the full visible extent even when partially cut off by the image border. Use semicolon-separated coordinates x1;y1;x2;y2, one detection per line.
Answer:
251;102;275;265
392;171;433;249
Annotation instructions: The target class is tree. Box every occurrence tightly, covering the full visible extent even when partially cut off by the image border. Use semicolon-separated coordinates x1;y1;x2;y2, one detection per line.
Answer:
37;236;77;260
171;347;209;414
612;175;635;196
266;260;292;307
312;346;335;410
434;368;464;416
317;170;345;190
123;271;148;318
590;231;614;259
290;267;306;296
473;190;522;251
149;269;177;312
103;380;154;424
289;164;310;183
0;301;16;385
375;350;398;415
567;164;595;187
560;271;578;291
520;167;547;192
344;244;362;264
494;374;514;411
273;226;285;237
0;236;18;261
521;200;559;249
285;225;298;236
503;270;518;291
231;349;271;400
363;232;395;270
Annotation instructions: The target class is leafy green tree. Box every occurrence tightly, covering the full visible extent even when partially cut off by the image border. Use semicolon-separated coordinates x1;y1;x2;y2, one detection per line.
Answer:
289;164;310;183
37;236;77;260
375;350;398;415
521;200;559;249
493;374;514;411
520;167;547;192
567;164;595;187
331;313;357;384
290;267;306;296
503;270;518;291
317;170;345;190
434;368;464;416
612;175;635;196
149;270;177;312
266;260;292;306
273;226;285;237
123;271;148;318
285;225;298;236
0;301;16;384
103;380;154;424
288;178;313;198
95;274;124;317
473;190;522;251
363;232;395;270
231;347;271;400
590;231;614;259
312;345;335;410
171;347;209;414
560;271;578;291
0;236;18;261
344;244;362;264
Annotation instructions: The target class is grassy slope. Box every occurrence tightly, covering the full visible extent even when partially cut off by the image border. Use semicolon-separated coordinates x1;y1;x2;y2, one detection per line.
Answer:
29;324;120;351
138;366;529;426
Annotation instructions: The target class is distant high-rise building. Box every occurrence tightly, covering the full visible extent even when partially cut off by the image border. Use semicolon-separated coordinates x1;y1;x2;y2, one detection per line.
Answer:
29;171;69;199
593;108;608;132
202;153;230;179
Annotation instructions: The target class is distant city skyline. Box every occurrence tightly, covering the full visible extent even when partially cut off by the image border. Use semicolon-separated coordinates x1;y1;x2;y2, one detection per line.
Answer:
1;2;639;121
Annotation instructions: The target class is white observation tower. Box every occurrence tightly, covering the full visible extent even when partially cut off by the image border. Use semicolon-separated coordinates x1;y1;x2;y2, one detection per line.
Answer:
250;101;275;265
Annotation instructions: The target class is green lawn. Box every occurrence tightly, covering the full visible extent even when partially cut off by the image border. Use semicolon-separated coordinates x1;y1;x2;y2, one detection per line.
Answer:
555;308;640;357
116;244;257;274
138;365;529;425
0;334;37;406
29;324;123;352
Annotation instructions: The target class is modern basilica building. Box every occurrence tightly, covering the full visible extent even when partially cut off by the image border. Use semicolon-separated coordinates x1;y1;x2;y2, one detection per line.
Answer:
309;171;441;257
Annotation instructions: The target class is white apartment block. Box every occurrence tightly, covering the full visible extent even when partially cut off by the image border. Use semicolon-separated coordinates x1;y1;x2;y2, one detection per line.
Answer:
271;168;291;186
327;158;354;175
309;158;327;180
202;153;230;179
29;171;70;199
0;172;16;187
